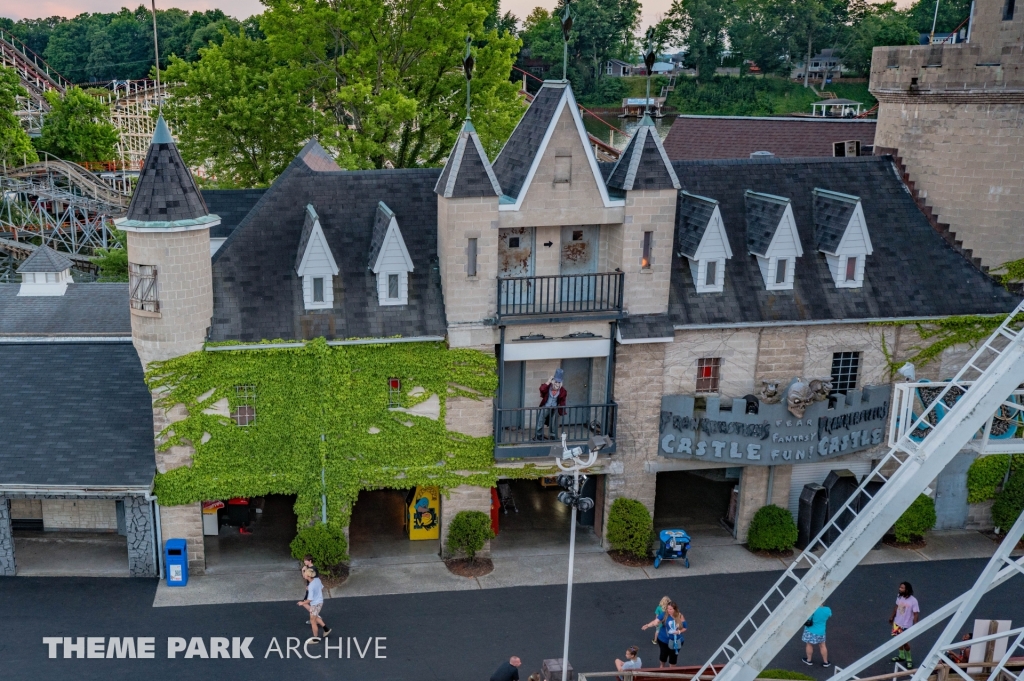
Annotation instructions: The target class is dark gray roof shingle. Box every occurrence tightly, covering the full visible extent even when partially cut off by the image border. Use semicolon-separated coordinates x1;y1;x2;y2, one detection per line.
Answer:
295;139;342;172
619;314;674;340
813;188;859;253
491;83;564;200
202;188;267;239
606;121;679;192
676;192;718;258
367;202;394;270
663;116;876;161
126;140;210;223
294;204;320;272
435;124;502;198
745;191;790;256
16;244;73;273
0;283;131;336
0;342;154;488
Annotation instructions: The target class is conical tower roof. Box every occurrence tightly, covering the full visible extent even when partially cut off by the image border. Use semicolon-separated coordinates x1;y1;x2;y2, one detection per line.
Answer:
435;121;502;198
118;115;219;230
606;115;680;192
16;244;73;273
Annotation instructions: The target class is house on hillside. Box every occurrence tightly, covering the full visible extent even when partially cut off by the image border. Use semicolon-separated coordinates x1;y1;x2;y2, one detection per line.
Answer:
792;48;844;82
606;59;635;77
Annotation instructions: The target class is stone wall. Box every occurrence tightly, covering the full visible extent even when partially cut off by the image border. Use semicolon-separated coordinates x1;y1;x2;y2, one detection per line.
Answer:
437;195;500;326
734;465;794;542
125;496;157;577
159;502;205;575
445;396;494;438
440;485;492;558
967;499;995;531
41;499;118;531
0;499;14;576
620;189;678;316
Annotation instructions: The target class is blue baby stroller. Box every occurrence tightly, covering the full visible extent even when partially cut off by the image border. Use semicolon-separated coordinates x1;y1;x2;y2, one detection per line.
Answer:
653;529;690;569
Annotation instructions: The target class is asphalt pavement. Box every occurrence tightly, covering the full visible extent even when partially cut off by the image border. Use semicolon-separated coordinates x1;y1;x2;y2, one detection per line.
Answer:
2;557;1022;680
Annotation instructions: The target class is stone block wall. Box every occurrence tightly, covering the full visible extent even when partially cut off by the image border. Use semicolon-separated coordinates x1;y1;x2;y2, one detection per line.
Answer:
159;502;205;574
0;499;14;576
734;465;793;542
41;499;118;531
10;499;41;519
754;328;807;383
437;195;500;326
620;189;678;316
967;499;995;531
441;484;492;558
125;496;157;577
665;329;759;396
445;396;494;438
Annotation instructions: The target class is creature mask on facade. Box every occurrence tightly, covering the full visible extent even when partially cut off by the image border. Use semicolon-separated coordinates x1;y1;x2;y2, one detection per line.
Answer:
786;379;816;418
759;380;782;404
808;378;833;402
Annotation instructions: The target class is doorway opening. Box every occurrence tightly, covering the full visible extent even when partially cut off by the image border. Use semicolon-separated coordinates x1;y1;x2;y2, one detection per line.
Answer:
653;469;740;545
203;494;298;574
10;498;129;577
348;489;440;566
490;477;605;557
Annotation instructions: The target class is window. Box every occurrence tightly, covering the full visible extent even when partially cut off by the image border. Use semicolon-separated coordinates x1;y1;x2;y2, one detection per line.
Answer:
128;263;159;312
313;277;325;303
830;352;861;395
642;231;653;269
231;385;256;426
845;256;857;282
1005;0;1015;20
554;152;571;183
467;238;478;277
388;274;399;299
387;377;401;408
508;237;520;248
705;260;717;286
572;230;583;241
775;259;787;284
607;63;613;75
696;357;722;393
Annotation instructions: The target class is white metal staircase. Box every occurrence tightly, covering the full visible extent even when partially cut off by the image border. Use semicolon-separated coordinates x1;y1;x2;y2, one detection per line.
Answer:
696;301;1024;681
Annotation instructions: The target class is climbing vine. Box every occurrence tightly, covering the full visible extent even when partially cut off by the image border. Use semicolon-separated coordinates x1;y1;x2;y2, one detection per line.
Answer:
147;339;553;544
873;315;1017;375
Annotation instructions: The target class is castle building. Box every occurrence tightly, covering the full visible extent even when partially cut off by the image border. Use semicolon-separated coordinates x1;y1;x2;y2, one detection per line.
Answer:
869;0;1024;269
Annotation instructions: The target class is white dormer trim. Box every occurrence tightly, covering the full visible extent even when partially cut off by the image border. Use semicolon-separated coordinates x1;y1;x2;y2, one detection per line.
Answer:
818;193;873;289
18;269;73;296
296;205;339;310
371;211;414;307
685;204;732;293
755;202;803;291
498;83;625;212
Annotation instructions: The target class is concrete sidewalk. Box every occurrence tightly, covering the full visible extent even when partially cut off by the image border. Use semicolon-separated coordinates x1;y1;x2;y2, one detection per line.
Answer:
151;529;1020;607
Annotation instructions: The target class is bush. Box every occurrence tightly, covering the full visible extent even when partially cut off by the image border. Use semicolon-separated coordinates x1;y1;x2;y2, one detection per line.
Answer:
759;670;815;681
747;505;798;552
893;494;937;543
992;467;1024;531
967;454;1023;503
606;498;653;559
445;510;494;560
290;523;348;573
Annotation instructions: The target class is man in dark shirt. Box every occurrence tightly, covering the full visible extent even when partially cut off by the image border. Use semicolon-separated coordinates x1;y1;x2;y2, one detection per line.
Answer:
490;656;522;681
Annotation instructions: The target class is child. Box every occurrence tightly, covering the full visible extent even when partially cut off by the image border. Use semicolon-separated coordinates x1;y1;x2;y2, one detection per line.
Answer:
297;567;331;642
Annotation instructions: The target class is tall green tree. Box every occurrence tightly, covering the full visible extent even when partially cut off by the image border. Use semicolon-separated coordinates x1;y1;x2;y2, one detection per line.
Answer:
906;0;971;34
35;87;119;163
663;0;732;82
728;0;791;75
842;1;917;75
0;65;39;167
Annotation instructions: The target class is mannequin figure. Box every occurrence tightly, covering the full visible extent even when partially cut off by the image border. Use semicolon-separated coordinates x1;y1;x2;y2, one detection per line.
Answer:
536;368;568;440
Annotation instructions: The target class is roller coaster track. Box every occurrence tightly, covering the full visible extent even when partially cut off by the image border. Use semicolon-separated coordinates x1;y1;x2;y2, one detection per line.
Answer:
0;27;70;136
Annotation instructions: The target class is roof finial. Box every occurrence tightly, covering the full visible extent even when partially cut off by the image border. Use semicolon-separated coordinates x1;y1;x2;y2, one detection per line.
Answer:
560;4;573;82
151;0;162;114
643;26;657;118
463;35;474;122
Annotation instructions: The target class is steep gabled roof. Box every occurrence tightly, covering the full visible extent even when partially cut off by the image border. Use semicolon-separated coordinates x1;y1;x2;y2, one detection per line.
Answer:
676;192;719;258
491;84;563;200
202;189;267;239
16;244;73;273
813;188;861;254
294;139;342;172
745;191;791;256
368;201;413;273
294;204;339;276
606;116;680;192
435;121;502;198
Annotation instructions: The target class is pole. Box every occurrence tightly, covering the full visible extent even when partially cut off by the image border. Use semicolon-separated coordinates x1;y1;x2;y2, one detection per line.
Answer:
930;0;941;44
151;0;162;113
563;40;568;82
561;465;579;681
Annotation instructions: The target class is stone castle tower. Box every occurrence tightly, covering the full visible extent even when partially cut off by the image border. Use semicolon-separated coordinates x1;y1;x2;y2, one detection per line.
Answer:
869;0;1024;268
116;115;219;574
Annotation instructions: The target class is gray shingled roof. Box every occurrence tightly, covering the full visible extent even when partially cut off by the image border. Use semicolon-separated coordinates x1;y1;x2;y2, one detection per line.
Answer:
0;342;154;488
676;192;719;258
295;139;341;172
436;123;502;198
606;119;680;192
367;201;394;270
745;191;790;256
0;283;131;336
813;188;860;253
651;155;1019;326
126;121;211;223
210;152;446;342
294;204;320;272
202;188;267;239
619;314;674;340
16;244;73;273
491;83;565;200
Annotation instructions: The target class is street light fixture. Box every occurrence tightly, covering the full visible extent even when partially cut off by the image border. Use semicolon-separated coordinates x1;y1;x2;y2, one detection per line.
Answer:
551;432;611;681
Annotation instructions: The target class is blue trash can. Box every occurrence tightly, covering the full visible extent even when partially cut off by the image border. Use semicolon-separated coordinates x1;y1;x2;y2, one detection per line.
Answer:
165;538;188;587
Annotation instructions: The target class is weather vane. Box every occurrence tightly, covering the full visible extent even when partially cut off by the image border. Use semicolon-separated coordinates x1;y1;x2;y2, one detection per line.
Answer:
643;26;657;117
560;5;573;82
463;35;474;120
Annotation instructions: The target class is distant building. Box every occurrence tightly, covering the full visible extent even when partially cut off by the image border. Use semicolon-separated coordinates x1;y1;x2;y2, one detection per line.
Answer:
792;48;844;82
662;115;876;160
606;59;635;77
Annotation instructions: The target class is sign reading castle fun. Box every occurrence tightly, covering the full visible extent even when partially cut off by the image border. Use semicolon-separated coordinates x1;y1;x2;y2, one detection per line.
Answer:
659;378;889;465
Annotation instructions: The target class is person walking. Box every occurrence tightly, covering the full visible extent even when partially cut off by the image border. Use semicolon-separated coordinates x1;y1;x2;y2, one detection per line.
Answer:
642;600;686;668
616;645;643;679
300;554;317;625
297;567;331;643
801;605;832;668
651;596;671;645
490;656;522;681
889;581;921;668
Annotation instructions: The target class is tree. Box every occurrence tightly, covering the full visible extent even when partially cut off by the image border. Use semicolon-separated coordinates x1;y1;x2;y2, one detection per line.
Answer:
163;32;317;187
842;2;917;75
728;0;792;75
663;0;732;82
35;87;118;163
0;66;39;167
906;0;971;35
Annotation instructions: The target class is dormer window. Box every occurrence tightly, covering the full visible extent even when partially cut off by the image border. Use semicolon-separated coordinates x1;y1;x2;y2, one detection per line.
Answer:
16;245;75;297
812;188;873;289
368;201;413;307
295;204;339;311
745;191;802;291
676;192;732;294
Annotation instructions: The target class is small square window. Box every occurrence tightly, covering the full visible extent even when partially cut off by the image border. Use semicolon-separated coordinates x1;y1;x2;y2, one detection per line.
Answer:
508;237;520;248
313;277;325;302
696;357;721;393
231;385;256;426
387;378;401;407
830;352;861;395
572;230;583;241
705;260;717;286
642;232;653;269
845;256;857;282
775;259;787;284
388;274;399;299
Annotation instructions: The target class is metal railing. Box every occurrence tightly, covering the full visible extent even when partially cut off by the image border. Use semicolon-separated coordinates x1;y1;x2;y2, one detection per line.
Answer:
496;271;624;318
495;403;616;446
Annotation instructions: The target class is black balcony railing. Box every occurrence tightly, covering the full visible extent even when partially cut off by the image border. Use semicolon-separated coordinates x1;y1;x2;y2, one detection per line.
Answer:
496;271;624;318
494;403;617;447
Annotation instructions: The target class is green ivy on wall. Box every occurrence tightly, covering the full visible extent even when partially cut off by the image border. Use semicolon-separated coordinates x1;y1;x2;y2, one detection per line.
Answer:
873;315;1018;375
967;454;1024;504
147;338;552;542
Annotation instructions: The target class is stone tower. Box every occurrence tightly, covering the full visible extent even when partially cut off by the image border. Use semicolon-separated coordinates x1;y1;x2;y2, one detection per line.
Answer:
869;0;1024;268
116;115;219;574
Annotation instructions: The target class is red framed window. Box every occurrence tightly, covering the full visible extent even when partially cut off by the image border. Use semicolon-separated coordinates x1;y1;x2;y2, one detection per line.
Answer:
696;358;721;393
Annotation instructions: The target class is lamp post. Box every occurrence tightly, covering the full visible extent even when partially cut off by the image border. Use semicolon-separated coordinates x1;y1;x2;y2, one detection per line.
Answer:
552;432;612;681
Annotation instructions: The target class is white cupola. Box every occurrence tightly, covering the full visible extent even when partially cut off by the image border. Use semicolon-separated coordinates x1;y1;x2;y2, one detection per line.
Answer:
295;204;339;310
368;201;414;306
745;191;803;291
812;188;872;289
17;245;74;296
676;191;732;293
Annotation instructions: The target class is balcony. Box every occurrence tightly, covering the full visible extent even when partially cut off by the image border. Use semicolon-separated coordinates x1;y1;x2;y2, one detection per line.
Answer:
496;271;624;320
494;402;617;459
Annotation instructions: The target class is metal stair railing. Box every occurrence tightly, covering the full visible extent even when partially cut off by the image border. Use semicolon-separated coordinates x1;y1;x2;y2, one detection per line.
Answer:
695;301;1024;681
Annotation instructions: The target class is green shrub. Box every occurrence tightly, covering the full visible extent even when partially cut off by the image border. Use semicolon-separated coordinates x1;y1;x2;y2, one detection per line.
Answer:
967;454;1023;503
290;523;348;573
747;505;798;552
893;494;937;543
759;670;815;680
992;467;1024;531
606;497;653;558
445;510;494;560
